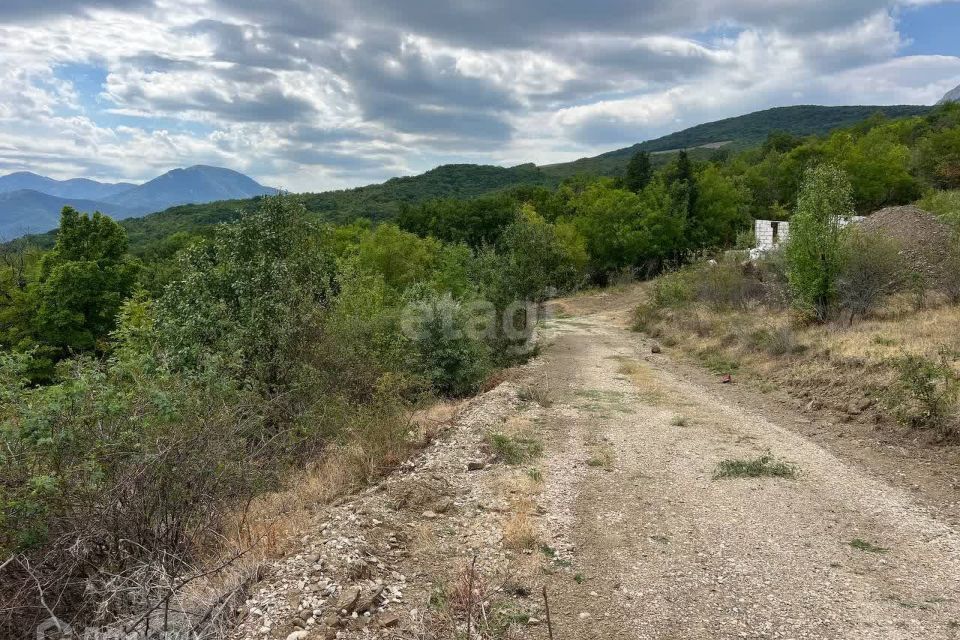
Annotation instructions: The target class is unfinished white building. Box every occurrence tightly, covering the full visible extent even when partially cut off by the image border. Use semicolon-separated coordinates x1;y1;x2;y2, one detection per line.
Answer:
753;216;865;255
755;219;790;251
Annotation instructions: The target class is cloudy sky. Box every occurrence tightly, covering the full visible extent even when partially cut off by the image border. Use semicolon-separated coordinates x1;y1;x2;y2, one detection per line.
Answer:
1;0;959;192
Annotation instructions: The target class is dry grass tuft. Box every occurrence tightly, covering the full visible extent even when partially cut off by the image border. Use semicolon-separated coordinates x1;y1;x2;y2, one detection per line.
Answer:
586;445;615;469
503;510;539;550
517;381;554;407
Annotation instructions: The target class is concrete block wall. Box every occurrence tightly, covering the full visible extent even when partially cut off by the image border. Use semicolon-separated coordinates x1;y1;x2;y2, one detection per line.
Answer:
754;216;864;252
755;219;790;251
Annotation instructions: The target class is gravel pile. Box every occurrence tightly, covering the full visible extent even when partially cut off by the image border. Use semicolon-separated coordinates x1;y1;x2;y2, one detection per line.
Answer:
858;205;955;289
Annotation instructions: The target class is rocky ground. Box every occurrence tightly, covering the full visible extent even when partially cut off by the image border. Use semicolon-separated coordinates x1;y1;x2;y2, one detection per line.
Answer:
232;285;960;640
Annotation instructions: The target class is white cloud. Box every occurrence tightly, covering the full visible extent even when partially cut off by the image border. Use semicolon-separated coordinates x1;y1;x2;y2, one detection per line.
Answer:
0;0;957;191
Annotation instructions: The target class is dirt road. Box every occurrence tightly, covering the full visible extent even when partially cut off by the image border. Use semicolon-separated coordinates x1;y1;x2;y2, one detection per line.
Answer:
235;285;960;639
526;288;960;639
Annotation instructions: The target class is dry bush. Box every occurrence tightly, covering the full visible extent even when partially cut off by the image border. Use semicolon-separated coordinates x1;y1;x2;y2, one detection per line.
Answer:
837;230;907;324
745;324;804;357
0;351;424;640
631;302;662;334
944;237;960;304
517;381;554;407
426;560;532;640
447;560;491;619
695;259;767;310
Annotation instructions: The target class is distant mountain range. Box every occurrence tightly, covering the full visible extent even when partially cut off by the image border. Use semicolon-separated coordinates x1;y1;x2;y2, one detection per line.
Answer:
0;165;276;239
939;84;960;105
0;172;136;200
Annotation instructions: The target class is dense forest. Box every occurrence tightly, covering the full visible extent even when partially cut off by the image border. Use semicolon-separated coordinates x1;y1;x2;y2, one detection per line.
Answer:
1;102;959;637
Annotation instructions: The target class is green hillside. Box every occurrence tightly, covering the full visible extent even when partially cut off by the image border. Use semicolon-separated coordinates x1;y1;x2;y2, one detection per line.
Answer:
540;104;932;179
297;162;553;221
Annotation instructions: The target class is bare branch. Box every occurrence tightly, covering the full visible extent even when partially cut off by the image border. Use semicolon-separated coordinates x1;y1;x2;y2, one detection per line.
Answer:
20;556;64;631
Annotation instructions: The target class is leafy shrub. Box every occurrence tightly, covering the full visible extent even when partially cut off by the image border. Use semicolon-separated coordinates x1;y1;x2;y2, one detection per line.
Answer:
917;190;960;229
652;269;696;308
318;263;420;402
155;195;332;389
735;227;757;250
887;351;959;438
404;289;492;397
352;223;444;291
918;128;960;190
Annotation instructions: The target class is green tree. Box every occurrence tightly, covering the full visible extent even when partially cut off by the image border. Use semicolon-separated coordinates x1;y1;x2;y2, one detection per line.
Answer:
497;204;587;302
688;166;751;250
786;164;854;321
155;195;331;387
824;129;920;212
353;224;443;291
32;207;138;356
569;183;648;277
918;127;960;189
664;150;702;250
624;150;653;193
397;193;518;247
636;176;688;273
762;131;803;154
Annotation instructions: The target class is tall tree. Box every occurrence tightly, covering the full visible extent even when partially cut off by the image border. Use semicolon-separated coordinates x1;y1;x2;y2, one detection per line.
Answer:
33;207;138;355
662;150;700;252
155;195;331;387
624;150;652;193
786;164;854;322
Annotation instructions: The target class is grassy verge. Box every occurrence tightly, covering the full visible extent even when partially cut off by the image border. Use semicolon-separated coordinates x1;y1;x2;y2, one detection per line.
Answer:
632;259;960;441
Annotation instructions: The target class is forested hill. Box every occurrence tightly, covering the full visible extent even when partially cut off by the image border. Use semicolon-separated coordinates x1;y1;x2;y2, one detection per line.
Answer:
298;162;553;221
541;104;932;179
